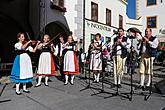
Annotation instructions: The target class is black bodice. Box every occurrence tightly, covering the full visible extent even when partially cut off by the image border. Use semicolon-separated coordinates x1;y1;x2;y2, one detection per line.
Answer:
41;44;52;52
15;50;27;55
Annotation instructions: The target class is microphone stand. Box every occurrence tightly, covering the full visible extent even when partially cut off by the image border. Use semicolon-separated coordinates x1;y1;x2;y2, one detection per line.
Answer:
127;38;135;101
91;34;118;96
80;39;110;93
0;83;11;103
80;43;97;92
104;36;133;101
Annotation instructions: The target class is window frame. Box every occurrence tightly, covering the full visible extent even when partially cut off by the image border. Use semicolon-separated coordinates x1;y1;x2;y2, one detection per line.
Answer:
119;15;123;28
146;0;157;6
52;0;64;7
90;34;95;42
146;16;157;29
91;2;98;22
106;8;112;26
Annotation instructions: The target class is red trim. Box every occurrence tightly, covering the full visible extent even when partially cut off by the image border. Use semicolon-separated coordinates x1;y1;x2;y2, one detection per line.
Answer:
50;54;56;75
63;53;79;75
74;53;79;73
64;71;79;75
37;54;56;76
37;74;56;76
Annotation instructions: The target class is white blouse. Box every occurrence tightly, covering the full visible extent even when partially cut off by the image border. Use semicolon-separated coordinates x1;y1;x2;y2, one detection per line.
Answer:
14;42;33;52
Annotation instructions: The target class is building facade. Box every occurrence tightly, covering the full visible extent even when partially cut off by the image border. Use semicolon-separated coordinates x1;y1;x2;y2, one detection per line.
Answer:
0;0;143;62
137;0;165;35
64;0;128;51
39;0;70;41
135;0;165;48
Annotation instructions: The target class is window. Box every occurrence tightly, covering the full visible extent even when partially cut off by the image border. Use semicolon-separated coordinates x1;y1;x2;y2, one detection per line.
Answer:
106;9;111;26
119;15;123;28
105;37;111;42
147;0;157;6
91;2;98;22
59;0;64;7
52;0;64;7
91;34;95;42
147;16;157;28
50;0;66;12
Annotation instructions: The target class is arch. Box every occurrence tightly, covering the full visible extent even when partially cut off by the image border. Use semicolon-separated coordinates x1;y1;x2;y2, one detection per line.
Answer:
41;21;70;44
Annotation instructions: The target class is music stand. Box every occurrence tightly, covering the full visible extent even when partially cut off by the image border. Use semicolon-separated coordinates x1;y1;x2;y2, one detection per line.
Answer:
0;83;11;103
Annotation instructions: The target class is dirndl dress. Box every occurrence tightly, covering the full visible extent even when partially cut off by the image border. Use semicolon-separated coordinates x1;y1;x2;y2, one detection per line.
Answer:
63;45;79;75
89;40;102;71
90;52;102;71
10;42;33;83
37;44;56;76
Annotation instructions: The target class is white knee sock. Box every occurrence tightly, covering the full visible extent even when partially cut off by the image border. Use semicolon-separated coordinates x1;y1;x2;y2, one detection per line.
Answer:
23;83;28;91
146;75;151;87
96;74;100;82
65;75;69;84
140;74;145;86
36;76;42;86
118;75;121;85
114;74;117;85
16;83;20;93
71;75;75;84
94;74;97;81
45;76;49;85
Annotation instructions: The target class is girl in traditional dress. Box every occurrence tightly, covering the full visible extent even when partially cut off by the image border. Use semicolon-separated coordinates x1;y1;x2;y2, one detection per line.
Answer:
10;33;39;95
88;33;102;83
35;35;56;87
63;35;79;85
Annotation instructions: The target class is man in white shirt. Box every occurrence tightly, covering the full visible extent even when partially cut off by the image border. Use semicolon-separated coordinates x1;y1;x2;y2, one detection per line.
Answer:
113;28;131;88
137;28;159;91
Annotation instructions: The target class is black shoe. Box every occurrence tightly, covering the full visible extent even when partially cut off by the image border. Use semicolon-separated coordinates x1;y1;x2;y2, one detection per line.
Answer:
118;84;122;88
70;82;74;85
44;83;49;86
23;90;30;93
96;81;99;83
111;84;117;88
35;84;41;87
64;82;68;85
145;86;150;91
142;86;145;91
135;85;143;90
16;91;22;95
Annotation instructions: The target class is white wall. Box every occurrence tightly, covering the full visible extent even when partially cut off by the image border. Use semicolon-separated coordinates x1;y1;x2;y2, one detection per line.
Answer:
126;16;143;32
65;0;83;40
65;0;136;51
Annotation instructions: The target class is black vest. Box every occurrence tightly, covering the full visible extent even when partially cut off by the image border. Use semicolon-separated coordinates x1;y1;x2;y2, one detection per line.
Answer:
57;43;61;57
113;36;128;58
139;36;157;57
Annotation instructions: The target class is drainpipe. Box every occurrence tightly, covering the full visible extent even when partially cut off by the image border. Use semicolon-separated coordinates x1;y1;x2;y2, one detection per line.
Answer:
83;0;85;52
